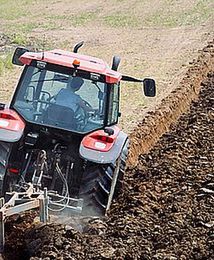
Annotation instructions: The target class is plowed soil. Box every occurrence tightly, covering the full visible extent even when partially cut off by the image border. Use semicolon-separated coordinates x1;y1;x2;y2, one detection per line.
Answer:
2;45;214;259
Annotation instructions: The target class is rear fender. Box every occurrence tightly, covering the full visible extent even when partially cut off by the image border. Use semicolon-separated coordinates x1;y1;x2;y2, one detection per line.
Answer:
0;109;25;142
80;126;128;164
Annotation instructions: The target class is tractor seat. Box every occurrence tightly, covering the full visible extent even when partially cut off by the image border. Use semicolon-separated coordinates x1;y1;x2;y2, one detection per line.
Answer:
44;103;77;130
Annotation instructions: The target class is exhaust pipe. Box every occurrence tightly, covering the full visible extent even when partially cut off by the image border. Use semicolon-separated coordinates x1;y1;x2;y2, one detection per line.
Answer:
73;41;84;53
112;56;121;71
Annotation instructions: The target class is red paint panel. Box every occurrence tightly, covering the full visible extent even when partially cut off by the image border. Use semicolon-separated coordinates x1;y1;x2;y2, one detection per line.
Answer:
82;126;120;152
0;109;25;132
19;50;122;84
8;168;20;174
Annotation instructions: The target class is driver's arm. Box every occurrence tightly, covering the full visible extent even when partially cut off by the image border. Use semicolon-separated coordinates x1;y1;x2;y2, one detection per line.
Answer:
78;100;95;112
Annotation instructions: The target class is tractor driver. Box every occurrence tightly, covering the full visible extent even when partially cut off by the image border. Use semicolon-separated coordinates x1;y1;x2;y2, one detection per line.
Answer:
55;76;93;113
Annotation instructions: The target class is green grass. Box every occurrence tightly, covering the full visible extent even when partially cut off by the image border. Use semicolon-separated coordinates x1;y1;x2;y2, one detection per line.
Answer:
71;11;98;26
4;53;13;69
0;6;25;20
144;0;213;27
15;23;37;33
0;59;4;75
40;21;61;31
46;14;68;20
181;0;213;26
0;0;35;20
103;14;138;27
102;0;213;28
10;33;27;45
0;52;13;75
46;10;99;27
5;22;38;35
0;0;212;35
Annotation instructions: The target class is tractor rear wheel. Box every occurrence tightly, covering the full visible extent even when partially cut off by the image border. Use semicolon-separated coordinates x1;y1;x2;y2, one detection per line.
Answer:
0;141;12;196
79;140;129;215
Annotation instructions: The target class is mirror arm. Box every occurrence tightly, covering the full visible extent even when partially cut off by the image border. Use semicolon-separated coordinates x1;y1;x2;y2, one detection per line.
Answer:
121;75;143;83
121;76;156;97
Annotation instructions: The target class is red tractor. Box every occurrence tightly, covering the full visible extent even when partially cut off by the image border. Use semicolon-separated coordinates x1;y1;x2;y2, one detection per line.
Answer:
0;42;155;215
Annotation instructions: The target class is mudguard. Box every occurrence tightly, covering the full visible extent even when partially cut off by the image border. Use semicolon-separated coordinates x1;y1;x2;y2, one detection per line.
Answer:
79;126;128;164
0;108;25;142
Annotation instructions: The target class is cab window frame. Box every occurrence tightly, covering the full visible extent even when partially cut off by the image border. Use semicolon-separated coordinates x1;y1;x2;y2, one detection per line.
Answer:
106;83;120;126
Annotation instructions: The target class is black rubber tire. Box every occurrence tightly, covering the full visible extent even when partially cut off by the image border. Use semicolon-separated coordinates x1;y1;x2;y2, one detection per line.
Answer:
79;139;129;215
0;141;12;196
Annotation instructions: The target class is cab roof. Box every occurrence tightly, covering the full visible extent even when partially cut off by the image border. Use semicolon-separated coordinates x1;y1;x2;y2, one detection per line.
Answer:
19;49;122;84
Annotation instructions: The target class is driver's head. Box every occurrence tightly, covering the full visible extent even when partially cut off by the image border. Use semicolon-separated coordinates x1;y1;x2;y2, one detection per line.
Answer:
67;76;84;92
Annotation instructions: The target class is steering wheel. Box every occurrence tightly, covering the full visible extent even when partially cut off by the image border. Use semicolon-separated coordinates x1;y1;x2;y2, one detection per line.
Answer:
48;95;57;103
74;100;94;130
83;100;92;108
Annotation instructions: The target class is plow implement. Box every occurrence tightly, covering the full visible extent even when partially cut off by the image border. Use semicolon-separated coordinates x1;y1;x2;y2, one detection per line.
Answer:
0;183;83;252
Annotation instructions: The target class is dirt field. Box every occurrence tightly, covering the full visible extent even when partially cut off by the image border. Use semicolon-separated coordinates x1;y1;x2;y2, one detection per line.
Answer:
0;1;214;259
0;0;213;131
1;40;213;260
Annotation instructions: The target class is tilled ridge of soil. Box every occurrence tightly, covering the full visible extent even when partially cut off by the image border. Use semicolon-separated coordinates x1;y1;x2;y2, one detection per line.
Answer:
3;69;214;259
128;40;214;167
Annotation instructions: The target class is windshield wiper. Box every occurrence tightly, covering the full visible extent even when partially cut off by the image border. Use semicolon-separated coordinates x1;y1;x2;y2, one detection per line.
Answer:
32;69;43;77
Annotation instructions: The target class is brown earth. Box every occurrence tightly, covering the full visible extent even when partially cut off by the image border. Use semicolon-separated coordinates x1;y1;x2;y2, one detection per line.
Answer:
128;40;214;167
2;40;214;260
0;1;214;259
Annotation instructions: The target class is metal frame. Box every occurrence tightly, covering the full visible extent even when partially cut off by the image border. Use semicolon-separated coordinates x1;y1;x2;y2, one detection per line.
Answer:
106;156;121;212
48;192;83;215
0;184;83;253
0;184;48;252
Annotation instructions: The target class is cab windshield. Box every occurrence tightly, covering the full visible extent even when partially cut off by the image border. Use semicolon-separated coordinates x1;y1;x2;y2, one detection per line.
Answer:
12;65;107;133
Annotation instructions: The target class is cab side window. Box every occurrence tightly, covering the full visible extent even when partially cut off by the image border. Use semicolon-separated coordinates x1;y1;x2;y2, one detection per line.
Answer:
107;84;120;125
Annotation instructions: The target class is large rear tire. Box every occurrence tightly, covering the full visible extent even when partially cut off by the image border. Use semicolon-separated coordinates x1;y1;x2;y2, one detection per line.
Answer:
79;140;129;215
0;141;12;196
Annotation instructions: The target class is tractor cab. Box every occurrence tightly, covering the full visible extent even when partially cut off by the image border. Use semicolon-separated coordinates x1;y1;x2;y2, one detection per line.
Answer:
11;47;123;134
11;44;156;135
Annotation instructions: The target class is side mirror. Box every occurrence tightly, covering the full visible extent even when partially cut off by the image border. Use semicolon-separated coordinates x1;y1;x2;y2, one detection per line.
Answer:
143;78;156;97
12;47;29;66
